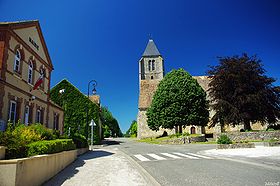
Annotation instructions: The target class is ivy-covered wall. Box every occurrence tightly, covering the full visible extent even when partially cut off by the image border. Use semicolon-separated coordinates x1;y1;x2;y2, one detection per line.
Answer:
50;79;100;143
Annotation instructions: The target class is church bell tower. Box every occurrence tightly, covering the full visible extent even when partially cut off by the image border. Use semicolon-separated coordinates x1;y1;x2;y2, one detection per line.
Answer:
139;39;164;82
137;39;166;139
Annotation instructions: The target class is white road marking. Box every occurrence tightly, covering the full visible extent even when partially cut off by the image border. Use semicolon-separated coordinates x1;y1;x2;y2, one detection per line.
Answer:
187;153;213;159
172;152;199;159
134;154;150;161
147;153;167;160
161;153;182;159
133;152;214;162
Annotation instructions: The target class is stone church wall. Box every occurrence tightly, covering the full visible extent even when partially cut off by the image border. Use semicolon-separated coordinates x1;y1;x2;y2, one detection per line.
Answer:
137;110;175;139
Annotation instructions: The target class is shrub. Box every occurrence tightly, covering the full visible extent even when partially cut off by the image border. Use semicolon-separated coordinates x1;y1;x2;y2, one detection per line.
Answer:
182;132;189;137
103;130;110;138
59;134;69;139
0;123;42;159
267;128;275;131
0;123;63;159
217;134;232;144
130;134;137;138
175;133;181;138
29;124;56;140
71;133;88;148
27;139;76;157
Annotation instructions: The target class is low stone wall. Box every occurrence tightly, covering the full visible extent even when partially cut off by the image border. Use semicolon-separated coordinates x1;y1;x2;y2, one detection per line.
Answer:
190;135;206;142
0;150;77;186
77;147;89;156
215;131;280;141
263;141;280;147
161;135;206;144
0;146;6;160
217;143;255;149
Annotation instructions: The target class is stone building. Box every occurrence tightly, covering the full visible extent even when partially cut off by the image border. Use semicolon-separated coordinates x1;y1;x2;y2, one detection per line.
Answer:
0;20;64;133
137;39;267;139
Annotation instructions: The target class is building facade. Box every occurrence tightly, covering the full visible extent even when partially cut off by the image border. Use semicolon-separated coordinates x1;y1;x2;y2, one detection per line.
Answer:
0;20;64;132
137;39;267;139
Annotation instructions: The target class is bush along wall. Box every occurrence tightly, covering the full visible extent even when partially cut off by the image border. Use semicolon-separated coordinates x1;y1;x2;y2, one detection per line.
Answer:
0;123;74;159
27;139;76;157
50;79;101;143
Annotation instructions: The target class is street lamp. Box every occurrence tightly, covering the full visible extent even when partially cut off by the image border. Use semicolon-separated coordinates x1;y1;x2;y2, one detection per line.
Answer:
86;80;97;140
59;89;69;135
89;119;97;150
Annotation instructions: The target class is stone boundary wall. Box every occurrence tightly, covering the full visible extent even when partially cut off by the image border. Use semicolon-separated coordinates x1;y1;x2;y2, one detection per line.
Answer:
161;135;206;144
214;131;280;141
217;143;255;149
77;147;89;156
0;150;77;186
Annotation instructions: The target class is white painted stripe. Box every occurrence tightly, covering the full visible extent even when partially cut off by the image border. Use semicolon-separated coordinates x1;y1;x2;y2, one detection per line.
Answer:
187;153;212;159
161;153;182;159
172;152;199;159
134;154;150;161
147;153;167;160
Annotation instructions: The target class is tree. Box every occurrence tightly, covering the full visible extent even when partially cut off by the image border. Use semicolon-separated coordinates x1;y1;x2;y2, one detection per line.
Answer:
125;120;137;137
208;53;280;131
101;107;122;137
146;68;209;132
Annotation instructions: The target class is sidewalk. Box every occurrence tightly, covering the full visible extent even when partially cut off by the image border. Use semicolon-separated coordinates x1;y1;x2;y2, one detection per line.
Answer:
201;146;280;158
44;146;158;186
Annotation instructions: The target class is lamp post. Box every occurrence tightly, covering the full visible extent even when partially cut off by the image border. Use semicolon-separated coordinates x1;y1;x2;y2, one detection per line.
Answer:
89;119;97;150
59;89;68;135
86;80;97;140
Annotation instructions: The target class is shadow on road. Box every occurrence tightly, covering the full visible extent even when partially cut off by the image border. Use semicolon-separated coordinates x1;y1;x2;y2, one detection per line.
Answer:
43;150;114;186
101;138;123;146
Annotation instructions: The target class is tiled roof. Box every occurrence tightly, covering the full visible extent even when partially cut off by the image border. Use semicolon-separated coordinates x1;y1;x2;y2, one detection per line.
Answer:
142;39;161;57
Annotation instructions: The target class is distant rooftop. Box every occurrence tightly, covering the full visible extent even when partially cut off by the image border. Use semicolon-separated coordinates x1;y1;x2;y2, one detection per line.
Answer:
0;20;38;25
142;39;161;57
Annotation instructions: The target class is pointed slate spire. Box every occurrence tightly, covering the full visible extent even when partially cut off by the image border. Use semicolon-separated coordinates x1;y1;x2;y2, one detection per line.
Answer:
142;39;161;57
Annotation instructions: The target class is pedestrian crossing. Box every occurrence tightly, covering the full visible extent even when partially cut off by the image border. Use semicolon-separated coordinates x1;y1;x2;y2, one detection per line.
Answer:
133;152;215;162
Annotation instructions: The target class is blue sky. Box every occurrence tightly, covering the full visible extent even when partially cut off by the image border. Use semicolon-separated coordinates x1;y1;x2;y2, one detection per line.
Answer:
1;0;280;132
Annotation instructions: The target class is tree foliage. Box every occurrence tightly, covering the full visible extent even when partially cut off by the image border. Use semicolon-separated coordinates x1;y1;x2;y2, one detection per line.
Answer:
50;79;100;142
146;68;209;131
208;53;280;130
101;107;122;137
125;120;137;137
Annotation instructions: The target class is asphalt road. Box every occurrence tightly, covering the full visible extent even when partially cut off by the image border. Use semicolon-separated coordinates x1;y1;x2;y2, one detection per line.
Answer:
115;138;280;186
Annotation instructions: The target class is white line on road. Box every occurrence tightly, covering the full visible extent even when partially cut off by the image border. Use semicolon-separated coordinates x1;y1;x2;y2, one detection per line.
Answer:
172;152;199;159
187;153;213;159
161;153;182;159
134;154;151;161
147;153;167;160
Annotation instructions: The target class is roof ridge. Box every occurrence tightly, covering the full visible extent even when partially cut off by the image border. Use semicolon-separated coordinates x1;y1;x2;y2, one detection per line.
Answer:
0;20;38;25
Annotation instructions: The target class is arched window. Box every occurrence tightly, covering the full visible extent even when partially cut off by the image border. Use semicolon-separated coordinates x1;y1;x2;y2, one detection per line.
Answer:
14;49;21;72
152;60;155;71
190;126;196;134
28;60;34;84
36;109;41;123
148;60;151;71
24;105;30;125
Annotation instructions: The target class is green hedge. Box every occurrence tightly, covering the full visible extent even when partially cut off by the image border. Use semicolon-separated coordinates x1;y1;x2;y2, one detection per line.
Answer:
27;139;76;157
72;133;88;148
217;134;232;144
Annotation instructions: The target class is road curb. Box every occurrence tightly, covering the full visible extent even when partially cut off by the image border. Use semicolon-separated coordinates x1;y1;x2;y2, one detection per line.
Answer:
118;148;161;186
